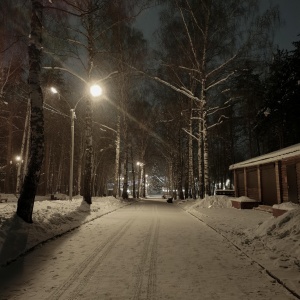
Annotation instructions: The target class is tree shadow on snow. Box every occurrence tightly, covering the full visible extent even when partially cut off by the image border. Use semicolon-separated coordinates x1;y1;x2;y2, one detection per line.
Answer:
0;200;91;291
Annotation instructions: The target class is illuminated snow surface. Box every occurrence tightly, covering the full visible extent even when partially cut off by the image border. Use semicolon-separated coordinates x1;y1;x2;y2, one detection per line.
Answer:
0;194;299;299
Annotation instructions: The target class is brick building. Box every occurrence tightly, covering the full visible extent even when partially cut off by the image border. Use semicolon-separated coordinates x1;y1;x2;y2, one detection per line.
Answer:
229;144;300;206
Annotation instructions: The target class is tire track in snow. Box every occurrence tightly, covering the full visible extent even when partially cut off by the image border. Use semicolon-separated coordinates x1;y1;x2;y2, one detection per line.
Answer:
68;218;134;300
132;219;155;300
146;218;160;300
132;207;160;300
47;218;134;300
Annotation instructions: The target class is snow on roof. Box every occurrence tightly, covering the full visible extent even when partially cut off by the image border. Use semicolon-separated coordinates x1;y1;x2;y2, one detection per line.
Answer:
229;143;300;170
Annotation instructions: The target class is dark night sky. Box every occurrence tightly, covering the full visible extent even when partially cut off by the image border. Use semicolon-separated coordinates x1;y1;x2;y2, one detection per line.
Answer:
134;1;300;51
272;0;300;49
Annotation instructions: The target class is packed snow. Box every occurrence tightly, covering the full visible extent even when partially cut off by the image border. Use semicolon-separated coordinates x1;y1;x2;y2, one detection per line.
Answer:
0;193;299;298
0;194;130;266
178;195;300;298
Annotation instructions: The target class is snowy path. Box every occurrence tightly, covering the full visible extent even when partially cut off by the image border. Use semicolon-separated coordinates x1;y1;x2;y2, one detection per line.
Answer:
0;198;296;300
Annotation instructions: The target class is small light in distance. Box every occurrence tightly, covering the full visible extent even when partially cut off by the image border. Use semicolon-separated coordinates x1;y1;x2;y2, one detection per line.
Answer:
50;87;58;94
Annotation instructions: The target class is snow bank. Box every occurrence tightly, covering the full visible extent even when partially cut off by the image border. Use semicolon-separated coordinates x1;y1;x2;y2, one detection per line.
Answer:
183;195;257;209
0;195;132;266
251;208;300;238
247;208;300;259
273;201;300;210
183;195;258;210
183;195;233;210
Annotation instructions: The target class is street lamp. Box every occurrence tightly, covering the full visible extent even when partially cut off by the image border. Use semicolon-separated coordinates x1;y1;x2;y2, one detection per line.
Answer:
50;87;58;94
90;84;102;97
50;84;102;201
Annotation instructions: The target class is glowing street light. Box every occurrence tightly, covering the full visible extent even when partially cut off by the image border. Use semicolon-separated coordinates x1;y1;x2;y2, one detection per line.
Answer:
90;84;102;97
50;84;103;201
50;87;58;94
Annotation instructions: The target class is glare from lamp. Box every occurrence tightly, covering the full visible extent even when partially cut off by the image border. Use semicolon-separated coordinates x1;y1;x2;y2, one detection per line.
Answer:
90;84;102;97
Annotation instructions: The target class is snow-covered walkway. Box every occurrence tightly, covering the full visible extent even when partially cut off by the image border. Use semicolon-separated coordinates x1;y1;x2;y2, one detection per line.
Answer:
0;196;299;299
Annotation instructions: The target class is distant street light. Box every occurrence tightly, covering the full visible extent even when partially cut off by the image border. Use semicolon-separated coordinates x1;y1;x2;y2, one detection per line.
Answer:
50;84;102;201
50;87;58;94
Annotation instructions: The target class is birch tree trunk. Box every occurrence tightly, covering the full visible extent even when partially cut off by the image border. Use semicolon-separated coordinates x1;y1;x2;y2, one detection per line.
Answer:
113;114;121;197
83;9;95;205
136;163;141;198
177;127;184;200
184;142;189;199
188;109;195;198
83;94;93;204
17;0;44;223
55;146;64;193
16;99;30;194
23;107;30;182
198;103;204;198
122;146;129;199
5;113;13;193
77;134;84;196
131;146;136;198
46;145;52;194
201;80;210;196
139;165;144;198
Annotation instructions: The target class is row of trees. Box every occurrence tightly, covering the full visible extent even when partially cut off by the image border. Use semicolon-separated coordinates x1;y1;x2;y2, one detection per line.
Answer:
147;0;281;198
155;35;300;197
1;0;160;222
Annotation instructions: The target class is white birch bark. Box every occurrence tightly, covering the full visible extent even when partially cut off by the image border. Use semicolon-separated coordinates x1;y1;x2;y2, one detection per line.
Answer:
113;114;121;197
83;9;95;204
23;103;30;183
188;109;194;198
77;134;84;196
16;99;30;194
17;0;44;223
198;103;204;198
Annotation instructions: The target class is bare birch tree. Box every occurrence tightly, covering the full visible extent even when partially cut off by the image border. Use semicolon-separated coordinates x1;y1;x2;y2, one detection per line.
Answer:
17;0;44;223
153;0;279;196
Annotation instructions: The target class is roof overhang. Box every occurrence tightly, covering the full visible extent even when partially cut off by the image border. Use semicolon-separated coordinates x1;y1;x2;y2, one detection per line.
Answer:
229;143;300;170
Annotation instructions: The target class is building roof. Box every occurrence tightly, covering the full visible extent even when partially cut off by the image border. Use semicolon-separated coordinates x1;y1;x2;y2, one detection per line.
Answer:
229;143;300;170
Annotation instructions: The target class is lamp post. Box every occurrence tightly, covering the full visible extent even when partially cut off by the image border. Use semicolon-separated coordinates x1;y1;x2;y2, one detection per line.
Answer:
50;84;102;201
